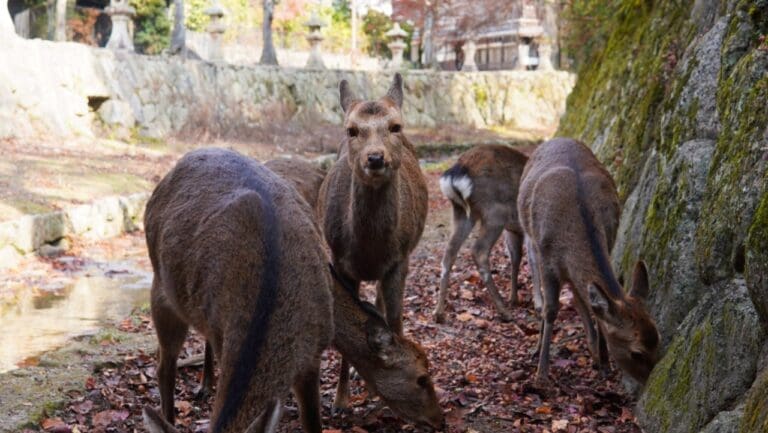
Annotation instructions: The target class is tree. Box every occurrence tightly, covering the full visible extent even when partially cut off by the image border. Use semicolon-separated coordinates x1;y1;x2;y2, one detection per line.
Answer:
169;0;186;54
260;0;278;65
1;0;17;39
131;0;171;54
54;0;67;41
362;9;391;57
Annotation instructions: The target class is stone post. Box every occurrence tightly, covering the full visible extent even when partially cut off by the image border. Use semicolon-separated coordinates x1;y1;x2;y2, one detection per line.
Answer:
538;43;553;71
410;28;420;64
461;39;478;71
105;0;135;51
304;12;326;69
205;0;226;62
517;39;530;70
385;22;408;70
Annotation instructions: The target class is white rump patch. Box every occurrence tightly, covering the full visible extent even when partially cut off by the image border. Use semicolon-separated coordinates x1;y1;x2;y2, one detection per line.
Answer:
440;174;472;215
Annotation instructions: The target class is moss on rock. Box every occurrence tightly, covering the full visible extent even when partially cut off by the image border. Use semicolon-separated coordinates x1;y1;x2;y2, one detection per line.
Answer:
739;370;768;433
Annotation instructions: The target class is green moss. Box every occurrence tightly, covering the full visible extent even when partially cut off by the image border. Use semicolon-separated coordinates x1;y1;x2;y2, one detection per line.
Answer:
558;1;696;200
739;370;768;433
472;83;488;113
746;191;768;326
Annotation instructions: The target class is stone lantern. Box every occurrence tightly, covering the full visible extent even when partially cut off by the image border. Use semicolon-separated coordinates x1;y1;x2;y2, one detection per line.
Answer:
304;12;326;69
205;0;226;62
461;39;478;71
512;3;543;70
385;22;408;70
105;0;136;51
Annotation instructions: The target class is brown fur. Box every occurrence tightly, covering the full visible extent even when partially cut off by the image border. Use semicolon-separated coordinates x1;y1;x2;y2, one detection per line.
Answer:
517;137;660;384
435;145;529;322
143;148;333;433
265;158;326;208
317;74;429;411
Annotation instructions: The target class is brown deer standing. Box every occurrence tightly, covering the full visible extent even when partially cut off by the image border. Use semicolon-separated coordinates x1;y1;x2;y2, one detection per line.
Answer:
317;74;429;409
434;144;528;323
518;137;660;384
142;148;333;433
265;158;326;208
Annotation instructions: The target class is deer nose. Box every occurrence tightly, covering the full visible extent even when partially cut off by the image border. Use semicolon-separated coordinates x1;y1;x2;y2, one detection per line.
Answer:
367;153;385;169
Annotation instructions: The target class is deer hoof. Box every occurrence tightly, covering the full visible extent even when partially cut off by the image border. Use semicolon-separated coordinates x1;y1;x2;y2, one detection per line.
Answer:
498;309;514;322
433;310;446;324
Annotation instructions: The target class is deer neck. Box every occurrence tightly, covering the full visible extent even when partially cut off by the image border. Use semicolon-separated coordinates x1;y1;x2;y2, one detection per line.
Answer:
349;174;400;237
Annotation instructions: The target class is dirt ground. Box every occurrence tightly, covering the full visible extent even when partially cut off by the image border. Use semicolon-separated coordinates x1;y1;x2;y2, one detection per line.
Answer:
3;163;642;433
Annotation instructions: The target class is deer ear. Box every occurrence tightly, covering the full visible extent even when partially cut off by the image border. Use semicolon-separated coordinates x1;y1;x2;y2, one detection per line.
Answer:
629;261;650;300
339;79;358;113
366;322;395;364
588;283;620;325
143;406;179;433
386;73;403;108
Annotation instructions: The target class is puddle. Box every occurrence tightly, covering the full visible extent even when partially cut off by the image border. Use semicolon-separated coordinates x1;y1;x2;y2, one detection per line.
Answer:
0;267;151;373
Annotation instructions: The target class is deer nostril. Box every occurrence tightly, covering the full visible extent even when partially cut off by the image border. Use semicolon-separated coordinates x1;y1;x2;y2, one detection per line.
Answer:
367;154;385;169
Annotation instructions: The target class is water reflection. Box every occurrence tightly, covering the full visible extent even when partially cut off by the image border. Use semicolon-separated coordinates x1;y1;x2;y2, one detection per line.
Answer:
0;270;151;373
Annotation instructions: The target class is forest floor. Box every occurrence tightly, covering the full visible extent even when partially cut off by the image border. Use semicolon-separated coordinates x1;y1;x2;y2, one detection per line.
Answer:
5;165;643;433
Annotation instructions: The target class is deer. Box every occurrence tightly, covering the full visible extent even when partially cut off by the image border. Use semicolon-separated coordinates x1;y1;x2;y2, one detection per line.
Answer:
265;158;326;208
142;148;443;432
317;73;429;410
517;137;660;385
434;144;529;323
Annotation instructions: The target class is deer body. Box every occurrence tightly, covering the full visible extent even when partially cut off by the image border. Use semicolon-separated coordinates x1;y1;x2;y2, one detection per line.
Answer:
317;74;428;410
518;138;660;384
265;158;326;209
434;144;528;323
143;148;333;433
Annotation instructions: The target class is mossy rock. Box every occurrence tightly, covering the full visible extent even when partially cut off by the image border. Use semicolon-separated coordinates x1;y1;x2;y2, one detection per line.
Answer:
739;369;768;433
746;191;768;329
637;281;764;433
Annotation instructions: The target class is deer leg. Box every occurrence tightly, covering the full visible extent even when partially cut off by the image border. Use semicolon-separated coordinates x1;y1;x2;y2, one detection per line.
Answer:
525;237;543;311
243;399;282;433
381;263;408;335
472;220;511;321
151;281;189;424
293;365;322;433
597;326;610;375
503;229;524;307
536;271;561;383
195;341;215;400
571;290;602;369
435;204;475;323
333;358;351;410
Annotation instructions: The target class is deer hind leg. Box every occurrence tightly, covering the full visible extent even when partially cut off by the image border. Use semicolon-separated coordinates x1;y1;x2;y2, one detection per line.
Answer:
195;341;215;400
472;218;512;321
151;280;189;424
536;270;561;383
503;229;523;307
333;358;351;410
435;204;475;323
293;364;322;433
525;236;543;311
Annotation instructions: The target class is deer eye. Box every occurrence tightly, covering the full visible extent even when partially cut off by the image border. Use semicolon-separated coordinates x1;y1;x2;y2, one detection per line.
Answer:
389;124;402;134
347;127;359;138
417;375;430;388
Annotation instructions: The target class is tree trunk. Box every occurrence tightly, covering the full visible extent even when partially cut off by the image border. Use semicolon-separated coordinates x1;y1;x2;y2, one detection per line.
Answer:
170;0;185;55
259;0;278;65
1;0;16;41
54;0;66;41
422;0;439;69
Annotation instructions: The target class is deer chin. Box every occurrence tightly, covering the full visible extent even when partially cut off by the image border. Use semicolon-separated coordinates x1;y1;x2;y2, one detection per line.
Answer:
357;164;393;187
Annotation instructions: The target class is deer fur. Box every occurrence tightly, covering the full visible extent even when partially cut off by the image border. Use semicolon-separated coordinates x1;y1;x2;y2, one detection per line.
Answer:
317;74;428;410
143;148;334;433
265;158;326;208
434;144;528;323
517;137;660;384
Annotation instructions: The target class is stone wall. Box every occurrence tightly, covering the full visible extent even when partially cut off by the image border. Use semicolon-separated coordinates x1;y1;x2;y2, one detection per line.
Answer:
557;1;768;432
0;37;574;140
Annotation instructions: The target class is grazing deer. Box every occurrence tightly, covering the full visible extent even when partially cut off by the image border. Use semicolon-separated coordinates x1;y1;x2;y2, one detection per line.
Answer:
142;148;334;433
317;74;428;409
265;158;326;208
434;144;528;323
518;137;660;384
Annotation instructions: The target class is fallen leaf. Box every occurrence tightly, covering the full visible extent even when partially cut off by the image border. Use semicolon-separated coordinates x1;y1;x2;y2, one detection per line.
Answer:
535;405;552;415
552;419;568;431
457;312;474;322
41;418;67;432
